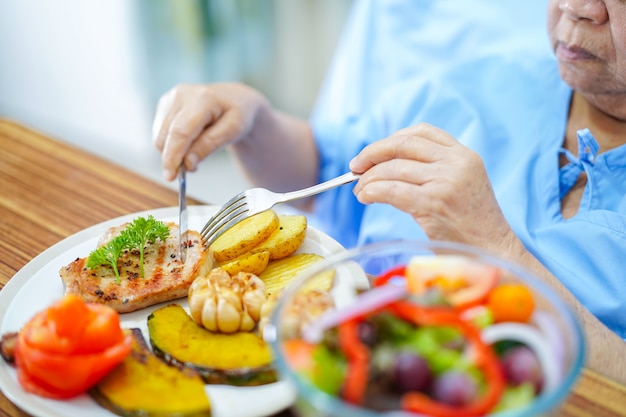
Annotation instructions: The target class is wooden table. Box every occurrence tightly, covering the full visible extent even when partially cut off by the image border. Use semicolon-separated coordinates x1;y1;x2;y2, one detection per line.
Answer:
0;118;625;416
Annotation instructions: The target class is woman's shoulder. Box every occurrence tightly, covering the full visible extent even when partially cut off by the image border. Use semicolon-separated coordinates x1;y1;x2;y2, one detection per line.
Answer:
374;49;568;136
312;0;552;126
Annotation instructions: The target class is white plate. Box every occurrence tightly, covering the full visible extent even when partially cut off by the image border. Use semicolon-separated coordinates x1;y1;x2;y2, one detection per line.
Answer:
0;205;358;417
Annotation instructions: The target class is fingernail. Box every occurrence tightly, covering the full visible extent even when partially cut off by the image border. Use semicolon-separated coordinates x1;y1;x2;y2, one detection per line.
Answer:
349;157;360;171
163;169;174;181
186;153;199;171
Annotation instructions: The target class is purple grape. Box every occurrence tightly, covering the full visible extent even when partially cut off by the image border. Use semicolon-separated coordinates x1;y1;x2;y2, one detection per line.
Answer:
501;346;544;393
431;370;478;406
392;351;432;393
358;321;378;346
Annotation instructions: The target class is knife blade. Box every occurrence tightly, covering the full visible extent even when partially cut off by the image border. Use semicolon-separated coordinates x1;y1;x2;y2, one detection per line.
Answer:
178;165;188;264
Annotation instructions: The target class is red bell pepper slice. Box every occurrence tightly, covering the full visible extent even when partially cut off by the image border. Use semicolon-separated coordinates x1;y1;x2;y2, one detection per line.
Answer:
389;301;505;417
338;318;369;405
373;265;406;287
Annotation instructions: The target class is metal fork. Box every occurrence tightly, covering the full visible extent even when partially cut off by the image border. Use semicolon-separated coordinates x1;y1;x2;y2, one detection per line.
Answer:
200;171;361;248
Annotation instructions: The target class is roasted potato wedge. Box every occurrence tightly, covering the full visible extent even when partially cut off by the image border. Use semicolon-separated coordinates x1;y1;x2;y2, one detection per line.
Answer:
301;268;336;293
252;214;307;260
218;250;271;276
259;253;334;296
210;210;279;263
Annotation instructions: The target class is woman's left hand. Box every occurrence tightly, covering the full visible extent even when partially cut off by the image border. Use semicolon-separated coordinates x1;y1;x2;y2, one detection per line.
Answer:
349;123;515;253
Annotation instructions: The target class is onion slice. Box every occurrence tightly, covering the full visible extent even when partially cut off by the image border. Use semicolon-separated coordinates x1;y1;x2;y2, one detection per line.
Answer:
302;280;407;343
481;321;561;393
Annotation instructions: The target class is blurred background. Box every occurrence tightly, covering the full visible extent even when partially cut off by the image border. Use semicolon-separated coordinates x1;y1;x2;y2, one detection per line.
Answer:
0;0;352;204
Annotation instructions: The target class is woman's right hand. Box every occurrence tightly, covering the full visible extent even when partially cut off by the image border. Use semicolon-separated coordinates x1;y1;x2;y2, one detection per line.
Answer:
152;83;269;181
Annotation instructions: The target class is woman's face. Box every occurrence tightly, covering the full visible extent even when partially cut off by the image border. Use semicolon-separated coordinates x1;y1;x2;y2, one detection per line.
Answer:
548;0;626;97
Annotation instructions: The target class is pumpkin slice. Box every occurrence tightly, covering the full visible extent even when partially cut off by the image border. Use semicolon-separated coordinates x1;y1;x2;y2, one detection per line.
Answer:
147;303;276;386
90;328;211;417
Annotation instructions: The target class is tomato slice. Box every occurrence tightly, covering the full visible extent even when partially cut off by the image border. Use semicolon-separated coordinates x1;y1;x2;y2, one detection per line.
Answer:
405;255;499;309
45;293;93;340
15;332;132;398
14;295;132;399
73;303;126;354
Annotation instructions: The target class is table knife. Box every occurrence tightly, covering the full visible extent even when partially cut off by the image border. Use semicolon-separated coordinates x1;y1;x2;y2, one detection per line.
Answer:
178;166;188;263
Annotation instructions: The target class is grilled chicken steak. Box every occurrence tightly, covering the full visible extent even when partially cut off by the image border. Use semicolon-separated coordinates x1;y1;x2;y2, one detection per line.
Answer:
60;222;212;313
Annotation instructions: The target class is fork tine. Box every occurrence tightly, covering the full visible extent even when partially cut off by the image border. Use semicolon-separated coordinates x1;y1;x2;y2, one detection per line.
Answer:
201;203;248;242
199;193;247;237
200;205;247;244
201;171;361;249
201;206;250;248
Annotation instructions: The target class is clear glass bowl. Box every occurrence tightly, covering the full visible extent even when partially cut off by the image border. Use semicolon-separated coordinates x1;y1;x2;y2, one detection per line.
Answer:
265;240;585;417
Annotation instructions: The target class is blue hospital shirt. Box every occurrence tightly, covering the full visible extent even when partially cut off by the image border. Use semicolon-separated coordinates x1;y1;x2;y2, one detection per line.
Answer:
308;1;626;338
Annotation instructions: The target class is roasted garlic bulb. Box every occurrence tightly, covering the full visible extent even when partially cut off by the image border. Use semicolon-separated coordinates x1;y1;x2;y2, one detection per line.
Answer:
188;268;267;333
259;289;335;339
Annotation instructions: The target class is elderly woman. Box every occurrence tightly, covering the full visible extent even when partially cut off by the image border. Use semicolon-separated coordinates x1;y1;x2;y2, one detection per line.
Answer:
152;0;626;382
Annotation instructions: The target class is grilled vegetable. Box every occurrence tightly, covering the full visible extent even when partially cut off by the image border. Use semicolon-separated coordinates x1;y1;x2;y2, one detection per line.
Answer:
90;328;212;417
147;303;276;386
188;269;267;333
0;332;17;363
259;289;335;339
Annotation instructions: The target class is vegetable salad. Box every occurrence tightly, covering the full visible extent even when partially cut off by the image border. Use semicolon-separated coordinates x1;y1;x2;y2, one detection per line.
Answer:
283;255;560;417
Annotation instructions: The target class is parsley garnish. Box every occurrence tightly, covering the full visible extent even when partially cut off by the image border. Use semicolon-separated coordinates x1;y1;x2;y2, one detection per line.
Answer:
86;235;129;283
86;215;170;283
124;215;170;277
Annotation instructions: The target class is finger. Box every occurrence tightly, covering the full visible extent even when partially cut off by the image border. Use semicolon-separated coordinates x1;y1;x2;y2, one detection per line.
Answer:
354;174;455;224
349;123;455;172
161;105;221;180
183;108;247;171
352;158;436;195
354;178;427;215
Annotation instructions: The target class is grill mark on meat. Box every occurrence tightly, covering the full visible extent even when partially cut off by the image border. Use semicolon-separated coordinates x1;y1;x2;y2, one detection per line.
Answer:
59;222;212;313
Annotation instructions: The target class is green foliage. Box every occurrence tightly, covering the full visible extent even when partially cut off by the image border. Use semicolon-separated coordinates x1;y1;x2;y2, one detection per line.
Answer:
124;215;170;277
86;215;170;282
86;234;130;283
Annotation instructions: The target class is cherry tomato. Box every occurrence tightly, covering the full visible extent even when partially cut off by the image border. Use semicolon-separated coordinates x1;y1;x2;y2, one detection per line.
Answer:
283;339;316;371
487;283;535;323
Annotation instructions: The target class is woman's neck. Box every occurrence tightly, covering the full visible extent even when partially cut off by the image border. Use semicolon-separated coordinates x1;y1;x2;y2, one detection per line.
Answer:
565;92;626;155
